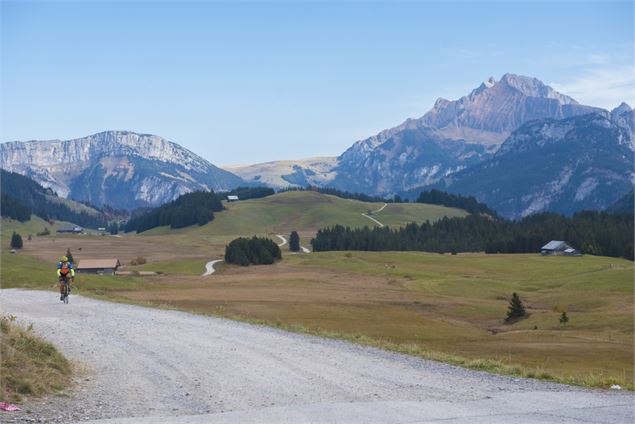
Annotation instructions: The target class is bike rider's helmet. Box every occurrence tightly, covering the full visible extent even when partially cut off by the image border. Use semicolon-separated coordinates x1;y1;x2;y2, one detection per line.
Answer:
60;256;68;262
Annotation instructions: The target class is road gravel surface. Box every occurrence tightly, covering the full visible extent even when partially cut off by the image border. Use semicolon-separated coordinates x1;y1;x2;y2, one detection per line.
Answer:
1;289;632;424
203;260;223;276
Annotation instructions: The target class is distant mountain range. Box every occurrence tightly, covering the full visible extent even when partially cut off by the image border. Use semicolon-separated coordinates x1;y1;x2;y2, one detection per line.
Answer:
0;131;244;209
230;73;633;217
2;74;632;218
423;113;633;218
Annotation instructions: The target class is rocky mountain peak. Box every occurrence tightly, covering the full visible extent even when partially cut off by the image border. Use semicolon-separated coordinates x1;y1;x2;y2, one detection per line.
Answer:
499;73;578;105
612;102;633;115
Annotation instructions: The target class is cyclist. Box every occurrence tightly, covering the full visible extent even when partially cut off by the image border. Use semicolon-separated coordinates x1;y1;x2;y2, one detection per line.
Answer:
57;255;75;301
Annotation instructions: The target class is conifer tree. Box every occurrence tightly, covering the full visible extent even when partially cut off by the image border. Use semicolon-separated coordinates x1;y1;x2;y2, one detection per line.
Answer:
10;232;23;249
289;231;300;252
559;311;569;325
505;292;526;323
66;248;74;263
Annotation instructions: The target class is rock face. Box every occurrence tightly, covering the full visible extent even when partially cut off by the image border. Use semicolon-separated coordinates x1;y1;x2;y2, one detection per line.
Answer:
0;131;244;209
430;113;634;218
332;73;605;195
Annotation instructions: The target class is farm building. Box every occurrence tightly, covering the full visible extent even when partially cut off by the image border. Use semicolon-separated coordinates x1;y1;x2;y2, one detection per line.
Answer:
57;226;84;234
77;259;121;275
227;195;239;201
540;241;580;256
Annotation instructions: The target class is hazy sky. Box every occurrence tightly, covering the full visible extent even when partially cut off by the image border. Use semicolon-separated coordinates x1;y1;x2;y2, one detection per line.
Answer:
2;1;633;165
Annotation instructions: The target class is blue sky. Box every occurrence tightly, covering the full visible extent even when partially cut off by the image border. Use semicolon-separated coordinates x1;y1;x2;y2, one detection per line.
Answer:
2;1;633;165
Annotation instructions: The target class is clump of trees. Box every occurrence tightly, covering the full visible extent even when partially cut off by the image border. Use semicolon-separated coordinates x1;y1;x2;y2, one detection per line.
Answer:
124;191;223;233
224;237;282;266
311;211;634;260
10;232;23;249
416;189;498;216
505;292;527;323
289;231;300;252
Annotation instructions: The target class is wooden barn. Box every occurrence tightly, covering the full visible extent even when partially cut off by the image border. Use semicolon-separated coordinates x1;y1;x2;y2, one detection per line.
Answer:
77;259;121;275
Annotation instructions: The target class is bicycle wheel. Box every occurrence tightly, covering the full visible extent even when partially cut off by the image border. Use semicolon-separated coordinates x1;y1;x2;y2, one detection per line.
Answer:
63;282;69;304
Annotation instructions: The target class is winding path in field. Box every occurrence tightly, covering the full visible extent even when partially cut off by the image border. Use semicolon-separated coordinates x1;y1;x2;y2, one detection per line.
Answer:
275;234;287;247
203;259;223;276
361;203;388;227
1;289;632;424
276;234;310;253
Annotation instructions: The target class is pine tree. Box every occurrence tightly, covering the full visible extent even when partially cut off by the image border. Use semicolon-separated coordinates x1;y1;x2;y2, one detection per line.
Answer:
10;232;23;249
289;231;300;252
559;311;569;325
505;292;526;323
108;222;119;235
66;248;74;264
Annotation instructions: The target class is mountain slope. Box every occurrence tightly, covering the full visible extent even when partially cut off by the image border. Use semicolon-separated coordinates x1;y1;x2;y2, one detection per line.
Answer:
607;189;634;213
1;131;244;209
0;169;107;228
224;157;337;188
332;73;605;195
429;113;634;218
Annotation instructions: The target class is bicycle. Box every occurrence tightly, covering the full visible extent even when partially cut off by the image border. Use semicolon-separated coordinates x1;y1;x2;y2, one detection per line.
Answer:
59;276;74;304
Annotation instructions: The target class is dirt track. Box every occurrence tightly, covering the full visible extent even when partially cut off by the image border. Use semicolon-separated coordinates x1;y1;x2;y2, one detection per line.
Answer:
2;289;632;423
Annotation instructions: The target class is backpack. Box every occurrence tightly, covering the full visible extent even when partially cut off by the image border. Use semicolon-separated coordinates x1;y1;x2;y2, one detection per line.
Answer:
59;262;71;276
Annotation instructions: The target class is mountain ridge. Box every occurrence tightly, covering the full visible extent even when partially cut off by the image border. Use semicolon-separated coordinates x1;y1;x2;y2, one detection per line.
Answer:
1;131;244;209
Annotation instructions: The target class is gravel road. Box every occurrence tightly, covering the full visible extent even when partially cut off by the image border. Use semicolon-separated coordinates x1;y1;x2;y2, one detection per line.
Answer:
202;260;223;276
1;289;632;424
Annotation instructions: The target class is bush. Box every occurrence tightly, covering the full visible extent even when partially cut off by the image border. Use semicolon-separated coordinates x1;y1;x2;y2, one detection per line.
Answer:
10;232;23;249
225;236;282;266
129;256;147;265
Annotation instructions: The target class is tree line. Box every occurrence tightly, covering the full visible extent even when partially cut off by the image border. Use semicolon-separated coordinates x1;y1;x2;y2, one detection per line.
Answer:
311;211;634;260
416;189;498;216
226;186;275;200
124;191;223;233
278;185;395;203
225;236;282;266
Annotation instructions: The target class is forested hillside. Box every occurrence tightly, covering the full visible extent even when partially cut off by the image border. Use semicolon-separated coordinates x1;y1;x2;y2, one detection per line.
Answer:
311;211;633;259
415;189;497;216
124;191;224;233
0;169;107;228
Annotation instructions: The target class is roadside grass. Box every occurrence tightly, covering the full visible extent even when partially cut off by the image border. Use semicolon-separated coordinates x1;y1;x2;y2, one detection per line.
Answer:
209;314;632;390
0;315;72;403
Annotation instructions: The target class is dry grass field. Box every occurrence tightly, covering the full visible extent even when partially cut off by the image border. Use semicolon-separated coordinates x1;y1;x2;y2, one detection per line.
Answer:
2;194;632;391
